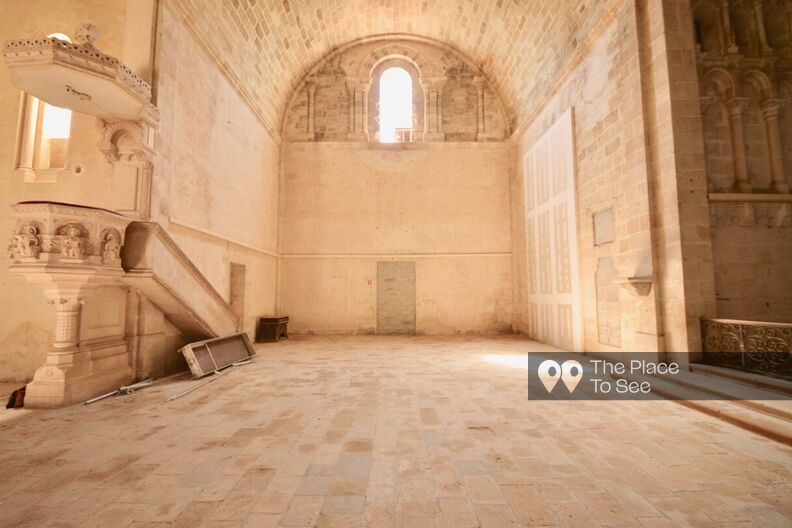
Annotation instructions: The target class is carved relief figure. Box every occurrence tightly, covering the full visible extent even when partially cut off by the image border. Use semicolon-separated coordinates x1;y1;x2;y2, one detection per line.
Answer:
101;230;122;264
60;225;85;259
9;224;41;259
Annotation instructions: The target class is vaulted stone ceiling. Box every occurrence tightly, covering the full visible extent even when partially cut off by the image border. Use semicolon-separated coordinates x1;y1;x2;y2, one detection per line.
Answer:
170;0;621;137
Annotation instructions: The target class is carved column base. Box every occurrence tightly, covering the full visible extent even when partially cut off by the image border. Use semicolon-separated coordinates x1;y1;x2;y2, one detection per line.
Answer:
772;182;790;194
25;348;131;407
736;181;753;193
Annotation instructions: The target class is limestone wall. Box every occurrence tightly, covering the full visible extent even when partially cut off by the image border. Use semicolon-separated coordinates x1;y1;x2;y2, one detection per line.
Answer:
278;142;512;335
153;1;279;336
693;0;792;324
510;0;710;354
710;204;792;322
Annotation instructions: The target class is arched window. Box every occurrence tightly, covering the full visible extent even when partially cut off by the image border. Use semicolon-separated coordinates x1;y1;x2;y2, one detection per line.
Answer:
16;33;74;182
378;67;413;143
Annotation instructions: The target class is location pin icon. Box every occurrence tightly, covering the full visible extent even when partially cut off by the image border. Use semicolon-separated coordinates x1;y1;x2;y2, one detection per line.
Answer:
561;360;583;393
538;360;562;393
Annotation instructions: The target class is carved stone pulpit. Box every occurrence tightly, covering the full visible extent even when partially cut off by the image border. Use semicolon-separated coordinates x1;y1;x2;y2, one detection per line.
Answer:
8;202;133;407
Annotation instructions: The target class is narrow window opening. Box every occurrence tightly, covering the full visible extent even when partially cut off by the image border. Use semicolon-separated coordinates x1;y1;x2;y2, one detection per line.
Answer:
16;32;74;180
379;67;413;143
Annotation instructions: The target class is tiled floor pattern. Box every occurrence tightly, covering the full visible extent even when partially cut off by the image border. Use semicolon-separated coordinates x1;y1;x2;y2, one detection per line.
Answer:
0;336;790;527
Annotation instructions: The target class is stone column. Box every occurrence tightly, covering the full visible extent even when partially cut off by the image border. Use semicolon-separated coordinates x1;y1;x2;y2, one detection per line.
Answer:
346;79;369;141
719;0;739;54
50;297;82;353
700;96;716;192
787;0;792;57
760;99;790;193
473;77;486;141
751;0;773;55
305;78;317;141
422;77;447;141
725;97;752;193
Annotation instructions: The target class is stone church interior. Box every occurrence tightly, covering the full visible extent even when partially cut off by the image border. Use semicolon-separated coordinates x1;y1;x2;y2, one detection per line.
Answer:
0;0;791;526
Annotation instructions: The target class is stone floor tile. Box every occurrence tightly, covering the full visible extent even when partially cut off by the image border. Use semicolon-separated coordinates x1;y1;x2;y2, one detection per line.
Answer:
464;474;506;504
242;513;281;527
322;495;366;514
474;503;521;528
316;513;364;527
281;495;324;526
437;497;477;528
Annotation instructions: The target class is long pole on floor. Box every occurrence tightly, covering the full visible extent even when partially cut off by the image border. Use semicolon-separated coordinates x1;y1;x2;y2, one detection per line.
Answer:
166;360;252;402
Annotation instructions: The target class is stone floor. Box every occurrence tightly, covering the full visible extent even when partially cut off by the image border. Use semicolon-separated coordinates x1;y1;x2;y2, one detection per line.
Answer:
0;336;790;528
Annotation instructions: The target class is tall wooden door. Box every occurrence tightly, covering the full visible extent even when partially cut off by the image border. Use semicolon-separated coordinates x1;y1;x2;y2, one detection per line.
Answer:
523;108;582;351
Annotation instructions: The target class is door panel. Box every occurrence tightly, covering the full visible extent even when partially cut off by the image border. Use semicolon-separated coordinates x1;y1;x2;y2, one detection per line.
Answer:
377;262;416;335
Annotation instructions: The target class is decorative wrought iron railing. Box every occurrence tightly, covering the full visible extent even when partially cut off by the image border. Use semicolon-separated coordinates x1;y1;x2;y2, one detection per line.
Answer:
701;318;792;380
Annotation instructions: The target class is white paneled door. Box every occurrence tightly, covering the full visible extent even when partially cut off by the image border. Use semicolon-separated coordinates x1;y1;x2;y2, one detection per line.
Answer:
523;108;582;351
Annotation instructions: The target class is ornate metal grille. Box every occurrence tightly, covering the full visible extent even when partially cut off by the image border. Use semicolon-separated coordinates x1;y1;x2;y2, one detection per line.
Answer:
701;319;792;380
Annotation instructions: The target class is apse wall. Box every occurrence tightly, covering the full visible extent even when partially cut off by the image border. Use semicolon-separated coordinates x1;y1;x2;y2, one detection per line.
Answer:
277;38;513;335
278;143;513;335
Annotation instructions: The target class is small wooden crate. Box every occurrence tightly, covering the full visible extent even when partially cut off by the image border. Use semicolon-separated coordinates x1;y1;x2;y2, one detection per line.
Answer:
255;316;289;342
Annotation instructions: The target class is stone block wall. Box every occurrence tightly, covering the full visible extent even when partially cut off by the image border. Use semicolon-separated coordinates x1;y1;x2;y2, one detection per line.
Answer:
153;1;280;337
693;0;792;324
511;1;667;354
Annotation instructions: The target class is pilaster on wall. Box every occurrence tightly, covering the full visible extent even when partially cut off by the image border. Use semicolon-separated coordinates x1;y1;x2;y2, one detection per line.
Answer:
636;0;717;357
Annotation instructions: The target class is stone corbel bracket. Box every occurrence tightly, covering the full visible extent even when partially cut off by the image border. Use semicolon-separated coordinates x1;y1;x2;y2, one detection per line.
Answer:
99;120;155;164
617;276;654;296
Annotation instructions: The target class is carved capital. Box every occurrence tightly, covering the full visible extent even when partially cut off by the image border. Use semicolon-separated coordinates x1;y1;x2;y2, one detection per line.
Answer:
305;76;318;95
760;98;786;120
700;96;716;113
421;76;447;92
724;96;751;117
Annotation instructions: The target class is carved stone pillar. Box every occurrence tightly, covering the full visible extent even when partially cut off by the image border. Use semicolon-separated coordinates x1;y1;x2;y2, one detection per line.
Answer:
700;96;716;192
760;99;790;193
719;0;739;54
725;97;752;192
305;78;317;141
422;77;447;141
473;76;486;141
751;0;773;55
346;79;369;141
7;202;133;407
